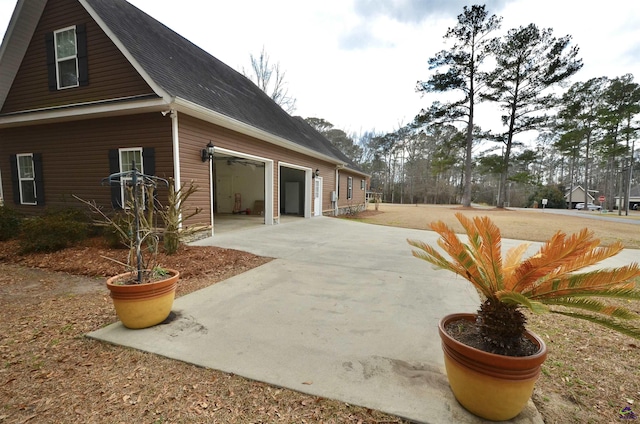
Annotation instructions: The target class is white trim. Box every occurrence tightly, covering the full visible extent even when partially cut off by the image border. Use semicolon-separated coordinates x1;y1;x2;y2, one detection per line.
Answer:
16;153;36;205
335;168;340;215
278;161;313;219
313;176;323;217
170;110;180;198
118;147;143;208
170;109;183;230
78;0;173;103
278;161;311;172
208;154;214;236
214;147;274;227
0;97;166;127
172;97;357;171
54;25;79;90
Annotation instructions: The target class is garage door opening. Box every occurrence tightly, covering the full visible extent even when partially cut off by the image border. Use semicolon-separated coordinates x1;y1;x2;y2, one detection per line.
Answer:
213;153;269;233
279;164;312;219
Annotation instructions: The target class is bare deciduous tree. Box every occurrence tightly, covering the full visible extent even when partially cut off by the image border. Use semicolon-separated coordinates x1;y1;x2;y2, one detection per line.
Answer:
243;46;297;113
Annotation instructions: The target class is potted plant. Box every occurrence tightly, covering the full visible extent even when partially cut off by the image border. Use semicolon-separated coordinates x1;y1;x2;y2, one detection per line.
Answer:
76;170;199;329
408;213;640;421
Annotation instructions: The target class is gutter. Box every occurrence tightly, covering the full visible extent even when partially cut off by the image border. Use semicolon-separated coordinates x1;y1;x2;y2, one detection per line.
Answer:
171;97;350;169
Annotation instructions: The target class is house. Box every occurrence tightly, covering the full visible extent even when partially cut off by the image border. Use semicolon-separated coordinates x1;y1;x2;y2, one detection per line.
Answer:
0;0;368;234
614;185;640;211
564;186;595;209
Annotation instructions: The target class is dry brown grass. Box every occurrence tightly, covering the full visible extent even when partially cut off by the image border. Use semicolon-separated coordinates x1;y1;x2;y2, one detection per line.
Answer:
358;203;640;248
353;203;640;423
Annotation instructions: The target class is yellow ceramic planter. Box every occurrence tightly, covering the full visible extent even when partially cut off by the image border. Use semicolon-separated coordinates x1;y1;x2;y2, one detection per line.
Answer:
439;313;547;421
106;269;179;329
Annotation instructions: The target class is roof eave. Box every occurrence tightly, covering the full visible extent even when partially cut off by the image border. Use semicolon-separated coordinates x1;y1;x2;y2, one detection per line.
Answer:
172;97;351;168
0;96;168;128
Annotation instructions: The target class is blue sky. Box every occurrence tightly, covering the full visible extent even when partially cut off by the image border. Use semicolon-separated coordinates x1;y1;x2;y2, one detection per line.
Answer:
1;0;639;140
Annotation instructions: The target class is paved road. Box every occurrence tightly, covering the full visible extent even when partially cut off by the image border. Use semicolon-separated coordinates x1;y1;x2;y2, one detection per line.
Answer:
512;206;640;225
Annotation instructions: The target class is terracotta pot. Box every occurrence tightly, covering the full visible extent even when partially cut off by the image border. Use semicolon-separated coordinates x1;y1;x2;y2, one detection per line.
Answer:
106;269;179;329
438;313;547;421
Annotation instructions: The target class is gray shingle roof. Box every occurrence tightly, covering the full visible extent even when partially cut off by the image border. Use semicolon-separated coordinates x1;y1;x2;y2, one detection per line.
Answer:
84;0;360;170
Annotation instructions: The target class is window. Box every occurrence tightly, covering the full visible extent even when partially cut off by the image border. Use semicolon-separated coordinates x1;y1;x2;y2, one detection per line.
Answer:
46;24;88;91
347;176;353;200
55;27;79;89
361;179;365;190
108;148;155;209
17;154;37;205
119;148;144;207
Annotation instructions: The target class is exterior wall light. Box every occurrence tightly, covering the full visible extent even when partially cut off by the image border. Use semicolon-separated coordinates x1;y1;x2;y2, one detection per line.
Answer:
201;141;215;162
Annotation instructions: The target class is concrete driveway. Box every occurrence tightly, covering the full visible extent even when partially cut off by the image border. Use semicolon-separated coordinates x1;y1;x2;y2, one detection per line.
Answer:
89;217;546;423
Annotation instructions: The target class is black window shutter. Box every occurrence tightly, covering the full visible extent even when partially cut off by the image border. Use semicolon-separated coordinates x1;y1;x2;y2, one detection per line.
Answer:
142;148;156;206
76;24;88;86
142;148;155;176
33;153;45;206
9;155;20;205
108;149;121;209
45;32;56;91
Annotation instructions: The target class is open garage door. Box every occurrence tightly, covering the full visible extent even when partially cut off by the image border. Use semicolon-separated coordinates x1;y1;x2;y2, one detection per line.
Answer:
279;163;312;218
212;148;273;232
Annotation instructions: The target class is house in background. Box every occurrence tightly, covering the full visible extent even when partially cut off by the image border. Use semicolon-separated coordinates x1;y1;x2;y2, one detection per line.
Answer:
614;185;640;211
0;0;367;234
564;186;595;209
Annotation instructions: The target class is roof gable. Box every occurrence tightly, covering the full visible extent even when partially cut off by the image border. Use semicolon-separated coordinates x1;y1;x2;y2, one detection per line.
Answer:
0;0;47;108
0;0;362;172
1;0;155;114
564;186;594;201
82;0;359;170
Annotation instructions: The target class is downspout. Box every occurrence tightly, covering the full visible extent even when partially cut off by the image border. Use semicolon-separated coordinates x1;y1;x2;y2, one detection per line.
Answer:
334;167;339;216
334;164;345;216
169;109;182;228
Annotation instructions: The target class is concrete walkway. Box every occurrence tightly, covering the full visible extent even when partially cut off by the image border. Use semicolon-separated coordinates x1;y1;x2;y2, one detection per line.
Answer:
90;216;626;423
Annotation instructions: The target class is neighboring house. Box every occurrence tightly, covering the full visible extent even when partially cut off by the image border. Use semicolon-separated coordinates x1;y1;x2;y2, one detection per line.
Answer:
0;0;368;233
614;185;640;211
564;186;595;209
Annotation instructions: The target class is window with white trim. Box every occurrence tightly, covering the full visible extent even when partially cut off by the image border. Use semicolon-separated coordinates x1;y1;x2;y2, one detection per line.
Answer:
17;154;37;205
55;26;79;89
119;148;144;207
347;176;353;200
361;179;365;190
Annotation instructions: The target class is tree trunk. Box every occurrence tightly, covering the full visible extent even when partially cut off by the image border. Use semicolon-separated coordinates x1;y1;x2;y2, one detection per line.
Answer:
461;78;475;207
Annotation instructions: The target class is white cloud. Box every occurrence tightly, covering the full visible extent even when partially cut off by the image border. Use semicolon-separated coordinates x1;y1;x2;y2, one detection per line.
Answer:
0;0;639;139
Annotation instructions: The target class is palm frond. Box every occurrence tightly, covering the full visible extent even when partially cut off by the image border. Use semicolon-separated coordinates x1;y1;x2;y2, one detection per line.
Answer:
454;214;503;293
495;291;549;314
526;267;640;299
543;297;640;320
550;310;640;340
502;242;530;289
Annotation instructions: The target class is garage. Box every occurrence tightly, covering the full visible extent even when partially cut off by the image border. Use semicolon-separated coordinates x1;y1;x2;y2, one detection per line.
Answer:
211;147;274;232
279;163;313;218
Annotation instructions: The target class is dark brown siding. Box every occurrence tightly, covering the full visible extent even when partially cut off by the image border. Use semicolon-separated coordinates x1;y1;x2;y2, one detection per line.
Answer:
0;113;173;215
1;0;155;114
178;114;340;221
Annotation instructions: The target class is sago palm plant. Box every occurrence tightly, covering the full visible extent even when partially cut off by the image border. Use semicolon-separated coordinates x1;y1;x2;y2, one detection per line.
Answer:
408;213;640;355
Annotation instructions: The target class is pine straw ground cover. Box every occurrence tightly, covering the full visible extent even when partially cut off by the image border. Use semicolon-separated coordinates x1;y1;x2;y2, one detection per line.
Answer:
0;239;407;424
